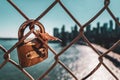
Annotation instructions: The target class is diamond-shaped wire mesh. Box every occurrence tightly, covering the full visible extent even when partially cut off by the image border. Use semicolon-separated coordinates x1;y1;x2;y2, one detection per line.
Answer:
0;0;120;80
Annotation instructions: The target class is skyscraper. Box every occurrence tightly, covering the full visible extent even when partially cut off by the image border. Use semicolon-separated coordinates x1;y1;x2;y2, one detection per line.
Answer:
109;20;113;32
53;27;59;37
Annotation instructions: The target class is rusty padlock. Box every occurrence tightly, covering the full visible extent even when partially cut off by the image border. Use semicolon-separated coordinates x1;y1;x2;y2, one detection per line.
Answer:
17;20;48;68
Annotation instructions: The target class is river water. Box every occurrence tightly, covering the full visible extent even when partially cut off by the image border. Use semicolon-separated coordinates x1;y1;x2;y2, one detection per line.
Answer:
0;40;120;80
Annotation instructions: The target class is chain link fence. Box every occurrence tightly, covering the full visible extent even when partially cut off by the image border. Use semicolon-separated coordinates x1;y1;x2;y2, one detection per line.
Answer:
0;0;120;80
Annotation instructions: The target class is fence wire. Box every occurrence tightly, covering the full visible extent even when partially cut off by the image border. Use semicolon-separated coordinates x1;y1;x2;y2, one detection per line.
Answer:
0;0;120;80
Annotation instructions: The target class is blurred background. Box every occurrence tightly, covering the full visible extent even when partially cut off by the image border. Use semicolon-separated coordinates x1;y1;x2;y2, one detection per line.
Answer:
0;0;120;80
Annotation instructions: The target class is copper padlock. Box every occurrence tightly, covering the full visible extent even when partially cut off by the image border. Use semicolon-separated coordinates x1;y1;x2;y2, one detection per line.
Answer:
17;20;48;68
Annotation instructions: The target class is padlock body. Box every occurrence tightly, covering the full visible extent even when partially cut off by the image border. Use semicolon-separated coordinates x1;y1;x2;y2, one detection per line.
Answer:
17;38;48;67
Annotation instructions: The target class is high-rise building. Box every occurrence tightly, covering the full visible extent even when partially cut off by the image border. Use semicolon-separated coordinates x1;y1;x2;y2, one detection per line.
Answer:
115;18;120;35
109;20;113;32
115;18;119;29
61;25;65;33
97;22;101;34
53;27;59;37
86;24;91;31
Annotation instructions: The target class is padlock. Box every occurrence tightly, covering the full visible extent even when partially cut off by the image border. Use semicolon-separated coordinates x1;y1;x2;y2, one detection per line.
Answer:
17;20;48;68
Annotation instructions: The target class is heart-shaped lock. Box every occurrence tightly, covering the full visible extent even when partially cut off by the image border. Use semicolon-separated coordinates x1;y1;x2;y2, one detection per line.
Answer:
17;20;48;68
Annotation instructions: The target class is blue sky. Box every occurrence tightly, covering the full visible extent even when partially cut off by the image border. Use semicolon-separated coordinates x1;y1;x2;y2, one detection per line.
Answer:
0;0;120;38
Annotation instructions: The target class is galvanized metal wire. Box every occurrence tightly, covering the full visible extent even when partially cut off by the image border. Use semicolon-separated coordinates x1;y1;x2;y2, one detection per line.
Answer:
0;0;120;80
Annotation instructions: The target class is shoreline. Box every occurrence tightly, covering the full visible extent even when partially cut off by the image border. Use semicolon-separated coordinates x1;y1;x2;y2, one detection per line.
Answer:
74;45;120;79
91;43;120;67
78;43;120;68
0;38;18;40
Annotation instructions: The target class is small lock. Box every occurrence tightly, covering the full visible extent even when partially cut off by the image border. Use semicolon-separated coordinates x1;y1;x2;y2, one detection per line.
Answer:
17;20;48;68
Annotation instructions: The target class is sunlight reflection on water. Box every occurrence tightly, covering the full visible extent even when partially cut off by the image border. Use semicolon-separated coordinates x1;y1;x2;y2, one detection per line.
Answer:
0;40;120;80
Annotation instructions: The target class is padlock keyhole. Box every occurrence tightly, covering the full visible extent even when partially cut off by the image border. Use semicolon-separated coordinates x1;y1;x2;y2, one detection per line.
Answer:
39;48;46;58
26;53;32;58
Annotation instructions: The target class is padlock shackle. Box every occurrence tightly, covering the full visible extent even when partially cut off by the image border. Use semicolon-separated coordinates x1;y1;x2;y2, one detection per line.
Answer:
18;20;45;40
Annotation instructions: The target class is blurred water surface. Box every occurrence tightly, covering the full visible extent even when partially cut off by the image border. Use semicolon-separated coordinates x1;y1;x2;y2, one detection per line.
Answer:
0;40;120;80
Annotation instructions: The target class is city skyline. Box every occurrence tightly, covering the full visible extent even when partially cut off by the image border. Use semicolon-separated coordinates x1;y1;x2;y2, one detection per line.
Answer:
53;17;120;34
0;0;120;38
53;18;120;51
0;17;120;39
